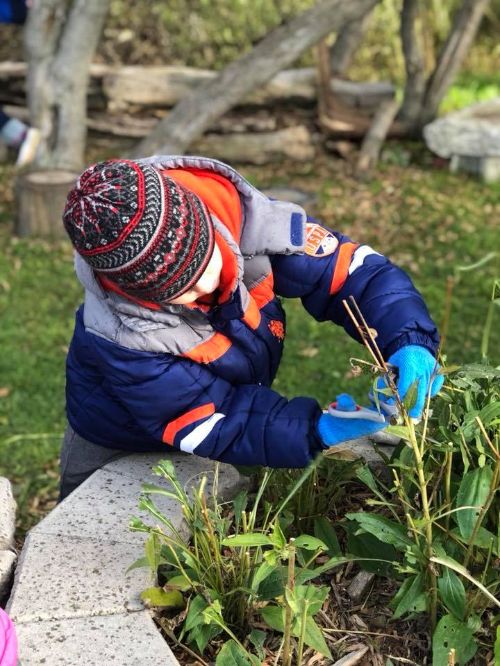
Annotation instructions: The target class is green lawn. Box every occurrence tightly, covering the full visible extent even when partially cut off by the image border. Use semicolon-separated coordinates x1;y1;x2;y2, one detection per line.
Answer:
0;153;499;536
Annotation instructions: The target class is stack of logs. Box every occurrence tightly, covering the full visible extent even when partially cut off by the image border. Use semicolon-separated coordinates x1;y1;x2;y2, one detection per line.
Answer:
0;61;395;166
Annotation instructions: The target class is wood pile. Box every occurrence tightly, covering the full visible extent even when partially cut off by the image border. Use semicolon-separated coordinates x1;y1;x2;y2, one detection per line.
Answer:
0;61;394;164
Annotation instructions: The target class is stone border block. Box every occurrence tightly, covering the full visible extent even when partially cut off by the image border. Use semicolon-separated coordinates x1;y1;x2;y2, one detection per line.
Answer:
14;611;178;665
7;531;150;623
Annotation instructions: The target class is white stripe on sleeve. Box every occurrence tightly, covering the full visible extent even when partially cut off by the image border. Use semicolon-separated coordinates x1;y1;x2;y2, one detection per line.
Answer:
348;245;382;275
179;413;225;453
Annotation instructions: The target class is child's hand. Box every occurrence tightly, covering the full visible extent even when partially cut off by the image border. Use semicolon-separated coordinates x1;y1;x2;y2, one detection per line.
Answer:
317;393;387;448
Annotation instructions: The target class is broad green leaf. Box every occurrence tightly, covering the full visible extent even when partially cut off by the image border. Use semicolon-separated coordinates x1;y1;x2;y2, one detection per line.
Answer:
402;379;419;413
125;556;150;574
430;555;500;609
356;465;381;495
432;614;477;665
494;626;500;665
293;534;327;551
346;513;413;551
232;490;248;530
437;568;466;620
270;520;286;549
260;605;284;632
296;556;352;583
314;517;341;557
251;561;275;592
144;532;161;573
248;629;267;661
344;523;398;575
301;616;332;658
215;640;260;666
184;594;209;632
221;534;272;547
456;466;493;540
260;606;331;658
257;566;288;600
391;574;427;619
165;574;192;592
294;584;329;616
141;483;180;500
188;623;222;654
140;587;184;609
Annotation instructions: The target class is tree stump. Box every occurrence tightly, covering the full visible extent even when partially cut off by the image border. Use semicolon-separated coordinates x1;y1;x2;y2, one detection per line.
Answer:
15;170;78;238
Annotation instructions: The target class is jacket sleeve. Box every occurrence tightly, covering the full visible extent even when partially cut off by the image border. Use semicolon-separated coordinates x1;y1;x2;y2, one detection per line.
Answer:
271;222;439;359
91;333;323;468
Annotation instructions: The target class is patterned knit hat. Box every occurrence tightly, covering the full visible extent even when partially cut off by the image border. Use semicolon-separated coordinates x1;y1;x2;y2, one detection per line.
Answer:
63;159;214;304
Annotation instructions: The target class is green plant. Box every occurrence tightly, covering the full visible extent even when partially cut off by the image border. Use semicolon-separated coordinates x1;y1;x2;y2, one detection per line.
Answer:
129;460;353;663
341;297;500;665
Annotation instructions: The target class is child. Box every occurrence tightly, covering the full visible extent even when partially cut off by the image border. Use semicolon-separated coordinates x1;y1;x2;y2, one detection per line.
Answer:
59;156;443;500
0;0;40;166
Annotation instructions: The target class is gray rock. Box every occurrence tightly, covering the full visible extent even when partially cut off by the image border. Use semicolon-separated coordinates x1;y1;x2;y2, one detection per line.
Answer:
0;477;16;550
424;99;500;159
15;611;178;665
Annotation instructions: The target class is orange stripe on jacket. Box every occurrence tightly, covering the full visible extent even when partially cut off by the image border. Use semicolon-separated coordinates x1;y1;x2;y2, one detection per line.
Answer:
250;273;274;309
163;402;215;445
183;333;232;364
329;242;359;295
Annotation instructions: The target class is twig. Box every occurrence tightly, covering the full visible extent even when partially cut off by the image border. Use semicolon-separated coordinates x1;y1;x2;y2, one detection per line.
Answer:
342;299;385;371
475;416;500;462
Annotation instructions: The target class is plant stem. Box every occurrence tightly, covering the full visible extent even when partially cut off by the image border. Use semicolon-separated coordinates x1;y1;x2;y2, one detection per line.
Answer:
282;543;296;666
296;599;309;666
406;416;438;631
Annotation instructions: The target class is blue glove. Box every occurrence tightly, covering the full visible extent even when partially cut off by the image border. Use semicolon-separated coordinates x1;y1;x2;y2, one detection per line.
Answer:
382;345;444;418
317;394;387;448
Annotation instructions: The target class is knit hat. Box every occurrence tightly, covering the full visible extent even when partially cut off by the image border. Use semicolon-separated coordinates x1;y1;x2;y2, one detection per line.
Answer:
63;159;215;304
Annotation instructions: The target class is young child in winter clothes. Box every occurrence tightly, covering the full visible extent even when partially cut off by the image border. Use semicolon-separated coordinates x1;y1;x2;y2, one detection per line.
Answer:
59;156;443;500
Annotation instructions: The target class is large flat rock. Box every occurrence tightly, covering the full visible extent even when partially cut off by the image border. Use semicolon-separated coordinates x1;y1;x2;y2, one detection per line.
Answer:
424;99;500;159
14;611;178;665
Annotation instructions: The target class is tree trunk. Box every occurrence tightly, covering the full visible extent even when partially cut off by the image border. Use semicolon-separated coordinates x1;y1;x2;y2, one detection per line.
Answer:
24;0;110;170
329;9;374;77
355;98;400;176
399;0;427;129
420;0;490;127
15;170;79;237
131;0;379;157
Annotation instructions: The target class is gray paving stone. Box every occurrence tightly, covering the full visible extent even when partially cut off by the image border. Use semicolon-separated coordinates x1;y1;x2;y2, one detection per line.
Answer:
6;531;151;623
15;611;179;665
104;451;248;502
30;469;171;546
0;477;16;550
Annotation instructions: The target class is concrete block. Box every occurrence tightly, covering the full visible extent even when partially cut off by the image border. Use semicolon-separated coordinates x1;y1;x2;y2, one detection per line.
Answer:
103;452;249;501
15;611;179;665
7;531;151;623
0;477;17;550
30;469;169;546
0;550;16;600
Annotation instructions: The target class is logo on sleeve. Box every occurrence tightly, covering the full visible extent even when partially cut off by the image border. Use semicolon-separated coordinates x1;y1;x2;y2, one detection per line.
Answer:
305;223;339;257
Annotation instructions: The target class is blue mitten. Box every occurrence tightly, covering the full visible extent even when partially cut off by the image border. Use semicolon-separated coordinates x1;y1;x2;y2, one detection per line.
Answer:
385;345;444;418
317;393;387;448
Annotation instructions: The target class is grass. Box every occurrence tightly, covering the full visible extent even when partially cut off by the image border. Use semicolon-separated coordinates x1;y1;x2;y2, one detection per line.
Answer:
0;149;499;537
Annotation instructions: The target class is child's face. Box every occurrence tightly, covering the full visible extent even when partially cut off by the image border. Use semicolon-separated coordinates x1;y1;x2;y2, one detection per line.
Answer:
166;242;223;305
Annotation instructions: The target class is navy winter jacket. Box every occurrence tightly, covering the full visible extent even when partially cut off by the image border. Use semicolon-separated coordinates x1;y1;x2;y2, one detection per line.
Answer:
65;157;439;468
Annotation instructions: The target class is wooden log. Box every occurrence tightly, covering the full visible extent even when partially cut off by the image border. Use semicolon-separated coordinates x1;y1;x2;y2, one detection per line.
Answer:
15;170;78;237
103;66;317;111
192;125;315;165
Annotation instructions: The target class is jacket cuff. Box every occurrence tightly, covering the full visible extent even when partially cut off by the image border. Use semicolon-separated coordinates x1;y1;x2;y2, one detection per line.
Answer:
383;332;439;360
